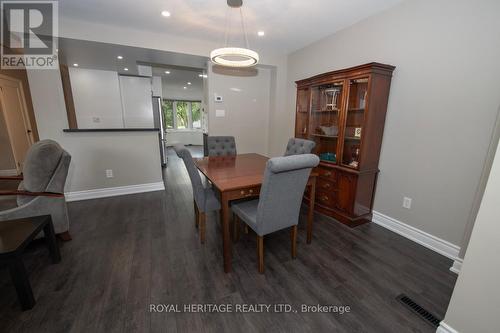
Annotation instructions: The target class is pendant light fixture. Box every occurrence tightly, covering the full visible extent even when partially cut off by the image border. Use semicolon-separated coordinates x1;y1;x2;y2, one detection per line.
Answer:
210;0;259;68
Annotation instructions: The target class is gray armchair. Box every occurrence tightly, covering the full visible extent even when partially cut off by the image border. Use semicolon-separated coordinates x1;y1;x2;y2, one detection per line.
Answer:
284;138;316;156
206;136;237;156
0;140;72;239
231;154;319;273
174;144;220;243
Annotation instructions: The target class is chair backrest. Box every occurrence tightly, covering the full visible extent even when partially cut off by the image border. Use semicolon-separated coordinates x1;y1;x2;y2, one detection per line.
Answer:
207;136;237;156
173;144;205;209
256;154;319;235
18;140;71;205
284;138;316;156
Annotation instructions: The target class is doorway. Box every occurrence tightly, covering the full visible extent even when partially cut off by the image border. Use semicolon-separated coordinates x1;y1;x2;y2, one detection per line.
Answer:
0;75;35;174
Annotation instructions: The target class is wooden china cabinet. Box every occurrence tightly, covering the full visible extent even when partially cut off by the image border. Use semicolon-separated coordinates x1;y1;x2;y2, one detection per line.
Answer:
296;62;395;227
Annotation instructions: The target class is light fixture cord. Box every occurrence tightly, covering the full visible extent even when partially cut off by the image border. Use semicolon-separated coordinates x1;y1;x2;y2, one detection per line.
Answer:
223;6;230;47
239;7;250;49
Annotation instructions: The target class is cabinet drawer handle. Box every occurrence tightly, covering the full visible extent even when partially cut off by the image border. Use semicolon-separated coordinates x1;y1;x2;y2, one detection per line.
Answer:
324;172;332;177
240;190;245;195
321;195;329;201
249;189;254;194
322;183;331;189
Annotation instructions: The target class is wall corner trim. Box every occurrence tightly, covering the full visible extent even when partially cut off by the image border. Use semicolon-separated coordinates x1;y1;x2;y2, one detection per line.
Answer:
436;322;460;333
0;169;19;176
65;182;165;202
449;258;463;275
372;211;460;260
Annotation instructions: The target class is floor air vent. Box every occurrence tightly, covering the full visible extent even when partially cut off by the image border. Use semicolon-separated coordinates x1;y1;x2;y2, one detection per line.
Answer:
396;294;441;327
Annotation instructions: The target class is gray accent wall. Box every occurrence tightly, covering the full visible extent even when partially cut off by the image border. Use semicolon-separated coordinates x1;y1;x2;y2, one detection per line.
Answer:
284;0;500;245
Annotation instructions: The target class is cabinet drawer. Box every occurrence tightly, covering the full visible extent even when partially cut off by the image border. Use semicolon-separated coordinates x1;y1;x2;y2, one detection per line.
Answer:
317;178;337;192
316;190;336;208
317;167;337;182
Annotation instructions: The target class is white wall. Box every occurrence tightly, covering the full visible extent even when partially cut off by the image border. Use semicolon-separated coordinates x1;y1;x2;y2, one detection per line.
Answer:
119;75;154;128
27;68;163;193
285;0;500;246
208;64;271;156
438;139;500;333
162;78;203;101
69;68;124;128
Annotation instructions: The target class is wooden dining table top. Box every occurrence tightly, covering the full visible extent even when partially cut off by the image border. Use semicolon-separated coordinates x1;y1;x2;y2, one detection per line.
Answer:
194;153;269;192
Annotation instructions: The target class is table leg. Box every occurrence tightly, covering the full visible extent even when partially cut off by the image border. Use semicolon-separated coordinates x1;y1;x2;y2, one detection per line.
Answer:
43;218;61;264
307;177;316;244
221;192;232;273
9;258;35;311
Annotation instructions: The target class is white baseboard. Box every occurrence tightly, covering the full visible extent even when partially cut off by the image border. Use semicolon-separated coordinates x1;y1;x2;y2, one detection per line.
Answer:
65;182;165;202
372;211;460;261
436;322;459;333
0;169;18;176
449;258;463;274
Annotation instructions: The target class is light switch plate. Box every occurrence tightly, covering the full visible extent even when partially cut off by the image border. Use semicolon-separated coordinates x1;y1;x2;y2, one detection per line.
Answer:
216;109;225;117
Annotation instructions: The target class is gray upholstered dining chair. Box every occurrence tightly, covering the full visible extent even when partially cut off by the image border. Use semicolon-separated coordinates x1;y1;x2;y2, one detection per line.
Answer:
174;144;220;243
231;154;319;273
206;136;237;156
284;138;316;156
0;140;72;239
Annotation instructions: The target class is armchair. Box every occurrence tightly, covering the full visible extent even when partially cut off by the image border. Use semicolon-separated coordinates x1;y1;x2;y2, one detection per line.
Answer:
0;140;72;240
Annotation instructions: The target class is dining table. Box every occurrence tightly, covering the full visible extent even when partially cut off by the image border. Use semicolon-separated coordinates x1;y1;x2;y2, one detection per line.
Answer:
194;153;317;273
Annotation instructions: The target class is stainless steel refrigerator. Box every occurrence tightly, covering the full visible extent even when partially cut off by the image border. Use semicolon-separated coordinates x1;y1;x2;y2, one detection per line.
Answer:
152;96;167;166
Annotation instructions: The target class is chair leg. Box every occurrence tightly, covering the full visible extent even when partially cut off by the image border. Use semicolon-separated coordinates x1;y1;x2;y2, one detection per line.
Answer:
291;225;298;259
199;212;206;244
233;215;240;242
194;200;199;229
257;235;264;273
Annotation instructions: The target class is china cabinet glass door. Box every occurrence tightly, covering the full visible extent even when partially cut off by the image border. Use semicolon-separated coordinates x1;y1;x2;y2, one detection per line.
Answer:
309;81;344;164
341;77;368;168
295;88;310;138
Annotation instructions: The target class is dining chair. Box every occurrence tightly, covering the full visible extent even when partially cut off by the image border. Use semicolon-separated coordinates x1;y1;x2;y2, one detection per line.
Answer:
206;136;237;156
231;154;320;273
173;144;221;243
284;138;316;156
0;140;72;240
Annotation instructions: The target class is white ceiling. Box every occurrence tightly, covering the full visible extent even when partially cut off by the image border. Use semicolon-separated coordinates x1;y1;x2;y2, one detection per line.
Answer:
59;0;405;54
152;67;204;97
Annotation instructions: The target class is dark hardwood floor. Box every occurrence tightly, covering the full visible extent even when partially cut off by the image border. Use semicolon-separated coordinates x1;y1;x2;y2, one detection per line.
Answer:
0;146;457;332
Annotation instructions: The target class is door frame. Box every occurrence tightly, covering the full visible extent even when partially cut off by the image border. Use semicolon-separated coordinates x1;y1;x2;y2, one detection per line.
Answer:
0;74;35;173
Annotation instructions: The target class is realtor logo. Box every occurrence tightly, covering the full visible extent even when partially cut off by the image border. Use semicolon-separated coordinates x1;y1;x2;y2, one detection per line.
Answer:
1;1;58;69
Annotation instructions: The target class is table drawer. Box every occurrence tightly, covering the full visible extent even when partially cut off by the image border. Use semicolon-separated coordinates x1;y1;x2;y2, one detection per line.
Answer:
317;167;337;182
316;190;336;208
226;186;260;201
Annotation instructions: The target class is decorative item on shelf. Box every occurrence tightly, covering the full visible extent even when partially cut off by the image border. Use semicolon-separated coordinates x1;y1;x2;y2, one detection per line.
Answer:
354;127;362;138
319;152;336;162
349;147;360;168
359;90;367;109
323;88;341;111
303;126;307;135
319;125;338;136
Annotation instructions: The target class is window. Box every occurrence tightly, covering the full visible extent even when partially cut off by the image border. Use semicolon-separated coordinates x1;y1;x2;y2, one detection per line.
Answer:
161;99;202;130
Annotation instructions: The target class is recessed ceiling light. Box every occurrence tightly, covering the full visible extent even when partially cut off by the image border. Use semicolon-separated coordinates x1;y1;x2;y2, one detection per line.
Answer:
124;68;129;71
165;70;170;74
183;86;187;89
73;63;79;67
187;82;191;85
257;31;265;37
117;55;123;60
161;11;171;17
198;74;203;77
